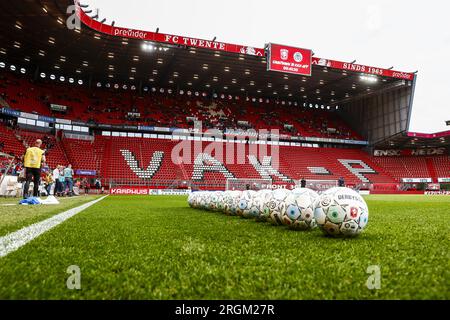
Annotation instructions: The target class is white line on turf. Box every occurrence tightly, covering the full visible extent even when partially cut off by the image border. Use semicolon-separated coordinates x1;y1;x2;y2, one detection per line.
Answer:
0;195;108;258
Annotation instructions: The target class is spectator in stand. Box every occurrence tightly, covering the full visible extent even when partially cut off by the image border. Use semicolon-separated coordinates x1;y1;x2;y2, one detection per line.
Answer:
338;177;345;187
64;164;74;196
22;139;46;199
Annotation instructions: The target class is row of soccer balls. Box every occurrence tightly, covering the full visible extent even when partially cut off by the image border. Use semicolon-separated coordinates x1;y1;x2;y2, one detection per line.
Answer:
188;187;369;237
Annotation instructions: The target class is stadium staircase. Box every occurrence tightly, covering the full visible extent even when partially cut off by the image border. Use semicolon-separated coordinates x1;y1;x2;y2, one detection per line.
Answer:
425;158;438;182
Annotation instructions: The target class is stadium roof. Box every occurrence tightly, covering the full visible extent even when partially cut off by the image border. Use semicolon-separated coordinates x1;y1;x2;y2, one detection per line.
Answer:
0;0;416;107
375;130;450;149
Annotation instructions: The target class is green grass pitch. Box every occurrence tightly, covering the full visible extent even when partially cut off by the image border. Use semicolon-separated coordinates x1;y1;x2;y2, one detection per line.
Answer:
0;195;449;300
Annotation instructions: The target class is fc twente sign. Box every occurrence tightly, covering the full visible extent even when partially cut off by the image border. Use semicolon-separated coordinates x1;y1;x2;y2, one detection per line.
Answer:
266;43;312;76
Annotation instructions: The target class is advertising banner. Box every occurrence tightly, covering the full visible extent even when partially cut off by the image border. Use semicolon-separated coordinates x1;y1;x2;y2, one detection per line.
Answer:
374;148;448;157
1;107;21;117
427;183;441;191
38;115;56;123
75;170;97;176
110;188;151;195
110;188;190;195
424;191;450;195
267;43;312;76
312;58;415;81
401;178;432;183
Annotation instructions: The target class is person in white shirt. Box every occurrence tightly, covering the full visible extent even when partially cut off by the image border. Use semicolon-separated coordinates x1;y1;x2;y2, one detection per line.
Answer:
52;165;61;196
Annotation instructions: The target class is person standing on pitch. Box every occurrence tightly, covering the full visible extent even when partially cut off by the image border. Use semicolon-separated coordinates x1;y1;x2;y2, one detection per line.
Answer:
64;164;74;196
52;165;61;196
58;166;66;196
300;178;306;188
23;139;46;198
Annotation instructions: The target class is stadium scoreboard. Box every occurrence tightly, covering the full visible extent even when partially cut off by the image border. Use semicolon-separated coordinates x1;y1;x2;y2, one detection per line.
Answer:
266;43;312;76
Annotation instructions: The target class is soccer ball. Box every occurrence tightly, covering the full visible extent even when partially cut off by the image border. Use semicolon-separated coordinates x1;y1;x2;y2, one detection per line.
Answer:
314;187;369;237
215;191;225;212
188;192;203;209
238;190;259;219
208;191;222;211
266;188;290;225
254;189;273;222
282;188;319;230
198;192;210;210
221;191;234;214
188;192;195;208
225;190;242;216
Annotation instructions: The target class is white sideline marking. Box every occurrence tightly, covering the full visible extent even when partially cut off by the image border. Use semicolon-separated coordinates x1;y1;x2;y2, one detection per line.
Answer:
0;196;108;258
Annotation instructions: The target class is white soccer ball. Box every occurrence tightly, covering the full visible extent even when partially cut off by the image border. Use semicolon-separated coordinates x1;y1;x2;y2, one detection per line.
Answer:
188;192;195;208
221;191;234;214
238;190;259;219
207;191;222;211
282;188;319;230
189;192;202;208
314;187;369;237
198;191;210;210
254;189;273;222
215;191;225;212
225;190;242;216
266;188;291;225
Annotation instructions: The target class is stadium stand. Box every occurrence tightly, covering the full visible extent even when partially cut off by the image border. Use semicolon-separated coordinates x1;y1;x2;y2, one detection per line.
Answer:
0;72;361;140
1;120;449;191
1;74;449;190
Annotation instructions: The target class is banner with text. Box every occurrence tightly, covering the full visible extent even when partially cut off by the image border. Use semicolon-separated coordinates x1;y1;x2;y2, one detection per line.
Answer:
267;43;312;76
75;1;414;81
374;148;448;157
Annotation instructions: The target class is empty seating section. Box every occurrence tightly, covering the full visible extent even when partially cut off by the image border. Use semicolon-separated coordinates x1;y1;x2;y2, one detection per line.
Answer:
0;125;66;168
94;137;397;187
0;72;360;140
62;138;102;172
432;156;450;178
370;156;432;181
0;125;24;157
0;72;449;186
1;121;449;187
17;130;67;168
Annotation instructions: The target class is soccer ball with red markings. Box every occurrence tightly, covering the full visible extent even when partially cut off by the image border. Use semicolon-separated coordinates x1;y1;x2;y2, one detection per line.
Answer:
314;187;369;237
